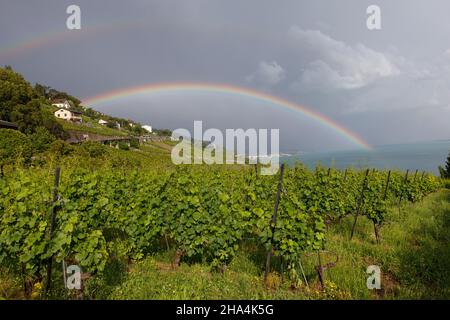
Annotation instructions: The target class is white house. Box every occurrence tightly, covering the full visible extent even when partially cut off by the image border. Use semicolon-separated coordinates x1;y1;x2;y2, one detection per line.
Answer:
51;99;71;109
98;119;108;126
54;109;82;122
142;125;152;133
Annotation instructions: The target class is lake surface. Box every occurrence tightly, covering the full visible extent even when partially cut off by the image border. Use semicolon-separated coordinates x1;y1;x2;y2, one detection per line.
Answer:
281;140;450;175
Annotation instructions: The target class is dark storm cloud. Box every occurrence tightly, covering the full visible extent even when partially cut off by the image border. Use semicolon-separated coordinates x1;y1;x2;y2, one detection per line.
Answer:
1;0;449;151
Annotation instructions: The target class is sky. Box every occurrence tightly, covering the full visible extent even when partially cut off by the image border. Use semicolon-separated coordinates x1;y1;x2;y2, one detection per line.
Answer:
1;0;450;153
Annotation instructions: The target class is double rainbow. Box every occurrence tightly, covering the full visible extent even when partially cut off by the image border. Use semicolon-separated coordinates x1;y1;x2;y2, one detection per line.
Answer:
1;20;371;150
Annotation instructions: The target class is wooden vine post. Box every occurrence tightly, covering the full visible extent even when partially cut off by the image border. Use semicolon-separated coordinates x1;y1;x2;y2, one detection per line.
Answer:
264;163;285;282
383;170;391;199
45;167;61;297
374;170;391;243
413;169;418;182
398;169;409;209
316;251;324;288
350;169;370;240
315;251;340;290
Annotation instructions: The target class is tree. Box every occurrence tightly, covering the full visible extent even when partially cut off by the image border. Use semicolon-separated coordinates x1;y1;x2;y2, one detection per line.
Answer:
46;88;81;107
49;140;74;158
83;107;101;120
130;124;147;136
130;138;139;149
154;128;172;136
10;99;68;139
10;99;44;134
106;121;118;129
0;66;36;122
438;151;450;179
29;127;55;153
41;109;69;140
0;129;32;176
81;142;107;158
0;67;68;139
118;142;130;151
34;83;51;99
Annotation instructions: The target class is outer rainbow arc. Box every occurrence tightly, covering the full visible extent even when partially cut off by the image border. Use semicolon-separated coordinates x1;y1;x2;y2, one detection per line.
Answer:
0;23;136;59
82;83;372;150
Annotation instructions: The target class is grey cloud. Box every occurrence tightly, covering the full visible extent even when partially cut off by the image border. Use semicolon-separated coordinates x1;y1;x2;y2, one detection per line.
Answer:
246;61;286;87
343;50;450;114
288;26;399;91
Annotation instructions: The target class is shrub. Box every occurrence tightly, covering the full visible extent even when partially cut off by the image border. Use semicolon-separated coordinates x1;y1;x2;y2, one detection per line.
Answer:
29;127;55;153
49;140;74;157
0;129;32;173
118;142;130;151
81;142;107;158
442;179;450;189
130;138;139;149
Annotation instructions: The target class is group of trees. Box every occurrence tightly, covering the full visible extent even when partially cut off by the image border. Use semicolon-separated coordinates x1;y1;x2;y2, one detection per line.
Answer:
0;66;67;139
0;66;158;173
0;67;89;169
34;83;81;108
1;66;170;143
0;127;62;175
153;128;172;136
0;129;32;176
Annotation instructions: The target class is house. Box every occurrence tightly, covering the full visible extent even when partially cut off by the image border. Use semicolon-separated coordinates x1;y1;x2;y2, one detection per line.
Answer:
54;109;82;122
98;119;108;126
142;125;152;133
51;99;71;109
0;120;19;130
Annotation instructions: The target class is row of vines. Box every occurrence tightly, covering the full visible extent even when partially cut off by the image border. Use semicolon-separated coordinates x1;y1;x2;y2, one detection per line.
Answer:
0;164;441;296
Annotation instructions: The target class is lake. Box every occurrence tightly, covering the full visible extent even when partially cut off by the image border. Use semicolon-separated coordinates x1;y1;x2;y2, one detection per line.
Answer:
281;140;450;175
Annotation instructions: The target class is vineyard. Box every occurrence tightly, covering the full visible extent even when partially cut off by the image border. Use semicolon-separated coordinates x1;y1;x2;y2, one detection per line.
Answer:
0;160;442;299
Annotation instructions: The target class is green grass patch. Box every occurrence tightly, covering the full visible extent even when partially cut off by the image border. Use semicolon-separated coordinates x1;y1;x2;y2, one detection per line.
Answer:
57;119;128;137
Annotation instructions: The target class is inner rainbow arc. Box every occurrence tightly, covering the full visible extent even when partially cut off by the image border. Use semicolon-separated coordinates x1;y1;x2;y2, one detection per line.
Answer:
82;82;372;150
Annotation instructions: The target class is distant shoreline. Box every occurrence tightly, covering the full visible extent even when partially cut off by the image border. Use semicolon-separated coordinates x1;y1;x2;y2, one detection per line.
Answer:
281;140;450;175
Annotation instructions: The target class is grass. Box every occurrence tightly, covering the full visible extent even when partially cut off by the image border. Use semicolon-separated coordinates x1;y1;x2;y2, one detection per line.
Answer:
0;268;24;300
103;253;351;300
443;179;450;189
72;189;450;300
56;118;129;137
143;142;174;153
